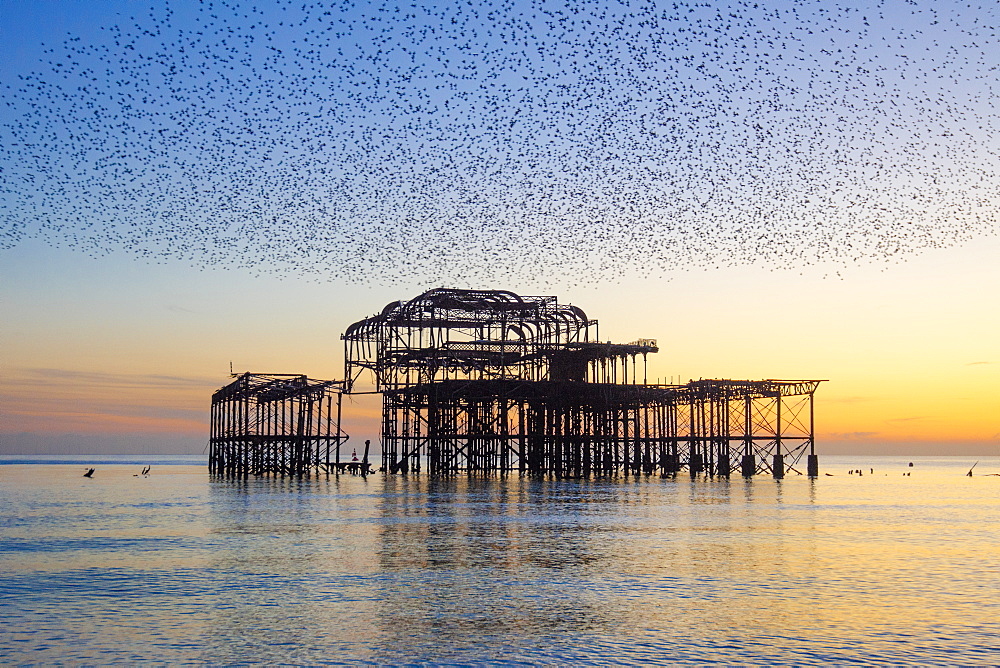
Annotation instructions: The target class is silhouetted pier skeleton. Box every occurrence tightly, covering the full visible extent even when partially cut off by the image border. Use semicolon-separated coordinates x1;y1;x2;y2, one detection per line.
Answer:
211;289;823;478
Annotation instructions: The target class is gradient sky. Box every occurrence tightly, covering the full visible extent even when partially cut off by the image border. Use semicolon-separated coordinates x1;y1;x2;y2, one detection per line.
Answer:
1;0;998;456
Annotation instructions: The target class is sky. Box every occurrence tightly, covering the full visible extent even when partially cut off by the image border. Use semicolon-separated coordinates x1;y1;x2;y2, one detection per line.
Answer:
1;0;998;456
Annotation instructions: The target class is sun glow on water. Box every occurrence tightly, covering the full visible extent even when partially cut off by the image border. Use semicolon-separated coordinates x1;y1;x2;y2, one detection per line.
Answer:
1;456;998;664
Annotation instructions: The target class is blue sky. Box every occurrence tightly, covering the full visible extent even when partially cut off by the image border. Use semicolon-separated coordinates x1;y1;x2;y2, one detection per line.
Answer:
1;0;998;455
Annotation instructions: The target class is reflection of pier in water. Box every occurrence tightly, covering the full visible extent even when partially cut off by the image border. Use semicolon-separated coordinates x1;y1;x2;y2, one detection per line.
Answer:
374;475;616;646
210;289;823;478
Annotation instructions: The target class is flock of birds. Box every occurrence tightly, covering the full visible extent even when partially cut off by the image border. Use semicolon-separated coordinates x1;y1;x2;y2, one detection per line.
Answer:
1;0;997;286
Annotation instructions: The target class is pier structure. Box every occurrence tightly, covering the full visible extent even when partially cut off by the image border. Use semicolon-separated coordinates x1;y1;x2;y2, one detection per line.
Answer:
342;288;823;476
209;373;347;476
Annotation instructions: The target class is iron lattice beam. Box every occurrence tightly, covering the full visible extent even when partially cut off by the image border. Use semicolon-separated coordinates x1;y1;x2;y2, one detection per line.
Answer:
209;373;348;477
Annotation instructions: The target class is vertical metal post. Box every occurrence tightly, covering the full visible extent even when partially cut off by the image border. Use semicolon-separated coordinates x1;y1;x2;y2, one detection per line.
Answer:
741;393;755;477
773;392;784;479
807;390;819;476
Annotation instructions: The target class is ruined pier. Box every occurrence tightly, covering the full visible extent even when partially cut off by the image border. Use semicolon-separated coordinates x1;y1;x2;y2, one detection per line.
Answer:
211;288;823;477
209;373;347;476
342;288;823;477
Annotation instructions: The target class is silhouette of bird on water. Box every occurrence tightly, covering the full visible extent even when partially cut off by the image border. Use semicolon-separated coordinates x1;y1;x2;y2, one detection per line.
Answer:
1;0;997;287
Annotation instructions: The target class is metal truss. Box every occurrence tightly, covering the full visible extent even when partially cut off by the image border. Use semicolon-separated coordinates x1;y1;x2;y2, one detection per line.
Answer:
342;289;824;477
207;290;822;478
209;373;347;477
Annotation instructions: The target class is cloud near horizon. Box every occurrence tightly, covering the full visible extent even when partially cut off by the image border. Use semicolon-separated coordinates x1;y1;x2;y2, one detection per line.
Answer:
9;367;221;390
0;368;214;435
826;431;880;440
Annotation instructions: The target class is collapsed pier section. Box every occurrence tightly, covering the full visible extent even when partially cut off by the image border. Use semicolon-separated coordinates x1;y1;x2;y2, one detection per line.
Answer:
342;288;823;476
209;373;347;476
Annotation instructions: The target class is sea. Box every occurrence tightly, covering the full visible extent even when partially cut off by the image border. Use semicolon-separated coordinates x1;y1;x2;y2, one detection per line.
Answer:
1;454;998;665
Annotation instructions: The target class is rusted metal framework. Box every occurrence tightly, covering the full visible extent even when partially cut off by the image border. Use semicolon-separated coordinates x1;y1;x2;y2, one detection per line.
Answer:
343;288;823;476
209;373;347;476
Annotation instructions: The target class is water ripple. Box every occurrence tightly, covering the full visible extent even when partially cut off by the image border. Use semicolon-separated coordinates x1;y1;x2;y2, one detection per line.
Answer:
1;457;998;664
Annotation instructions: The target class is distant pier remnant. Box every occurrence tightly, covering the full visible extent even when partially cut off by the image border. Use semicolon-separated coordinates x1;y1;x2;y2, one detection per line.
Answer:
343;288;824;477
209;373;347;476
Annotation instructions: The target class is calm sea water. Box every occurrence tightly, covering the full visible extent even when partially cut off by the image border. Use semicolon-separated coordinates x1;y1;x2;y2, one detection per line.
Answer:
1;454;998;664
